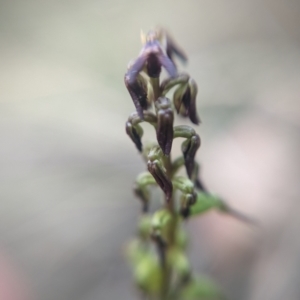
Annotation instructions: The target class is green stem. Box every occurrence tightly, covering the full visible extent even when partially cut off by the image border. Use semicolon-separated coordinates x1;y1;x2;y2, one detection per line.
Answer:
150;77;160;101
150;73;184;300
161;154;179;300
150;75;177;300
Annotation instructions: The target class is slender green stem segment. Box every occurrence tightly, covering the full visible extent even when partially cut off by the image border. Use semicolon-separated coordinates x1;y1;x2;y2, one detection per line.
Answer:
150;74;177;300
150;77;160;102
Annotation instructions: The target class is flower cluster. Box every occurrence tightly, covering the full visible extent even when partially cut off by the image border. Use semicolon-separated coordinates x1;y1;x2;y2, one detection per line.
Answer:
124;28;252;300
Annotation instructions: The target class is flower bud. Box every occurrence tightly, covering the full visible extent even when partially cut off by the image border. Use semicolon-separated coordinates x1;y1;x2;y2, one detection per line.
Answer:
151;209;172;228
172;176;197;218
151;209;172;243
134;254;163;295
134;172;156;212
150;209;169;266
155;97;174;155
147;159;173;202
187;78;200;125
168;248;190;279
181;134;201;178
180;192;197;218
124;71;149;119
126;111;158;153
134;183;150;213
126;121;143;152
172;79;200;125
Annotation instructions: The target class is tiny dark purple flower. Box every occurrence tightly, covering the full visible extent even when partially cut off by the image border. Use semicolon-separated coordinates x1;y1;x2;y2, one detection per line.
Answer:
155;97;174;155
126;121;143;152
147;159;172;202
174;78;200;125
181;134;201;178
124;30;177;118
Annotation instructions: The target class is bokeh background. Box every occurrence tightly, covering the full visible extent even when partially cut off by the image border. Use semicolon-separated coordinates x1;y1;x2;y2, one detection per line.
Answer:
0;0;300;299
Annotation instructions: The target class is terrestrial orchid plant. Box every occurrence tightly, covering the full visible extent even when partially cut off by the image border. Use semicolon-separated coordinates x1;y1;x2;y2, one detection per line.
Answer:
124;28;253;300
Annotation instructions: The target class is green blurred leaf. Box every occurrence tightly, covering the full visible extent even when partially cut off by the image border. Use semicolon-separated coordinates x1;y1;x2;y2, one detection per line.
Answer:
180;276;223;300
190;192;257;225
190;192;223;216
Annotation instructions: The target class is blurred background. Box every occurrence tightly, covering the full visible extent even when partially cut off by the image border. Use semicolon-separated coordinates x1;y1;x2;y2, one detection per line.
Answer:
0;0;299;299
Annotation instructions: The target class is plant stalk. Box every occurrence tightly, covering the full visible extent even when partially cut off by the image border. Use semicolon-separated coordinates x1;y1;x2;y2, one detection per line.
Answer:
151;77;177;300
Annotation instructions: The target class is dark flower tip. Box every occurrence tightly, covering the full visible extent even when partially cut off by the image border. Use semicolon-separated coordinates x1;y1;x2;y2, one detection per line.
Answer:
147;159;173;202
126;121;143;152
155;97;174;155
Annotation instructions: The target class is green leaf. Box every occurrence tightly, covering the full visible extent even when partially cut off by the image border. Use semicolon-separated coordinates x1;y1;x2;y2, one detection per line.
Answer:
190;192;223;216
180;276;223;300
191;192;257;225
